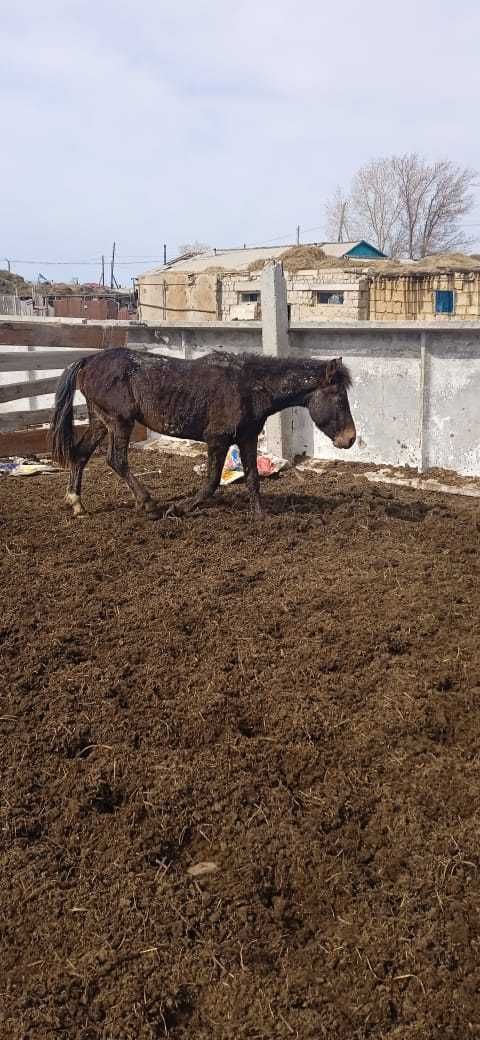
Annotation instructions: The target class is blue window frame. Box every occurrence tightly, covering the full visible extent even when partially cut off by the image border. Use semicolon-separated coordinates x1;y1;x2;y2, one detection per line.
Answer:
435;290;454;314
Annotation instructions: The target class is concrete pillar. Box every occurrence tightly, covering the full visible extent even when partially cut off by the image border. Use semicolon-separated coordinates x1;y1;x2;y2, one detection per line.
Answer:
262;261;289;358
417;331;430;473
261;262;294;459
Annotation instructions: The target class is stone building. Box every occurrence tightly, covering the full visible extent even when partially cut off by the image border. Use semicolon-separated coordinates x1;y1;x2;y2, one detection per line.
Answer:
221;267;369;321
137;245;480;324
136;242;383;323
369;257;480;320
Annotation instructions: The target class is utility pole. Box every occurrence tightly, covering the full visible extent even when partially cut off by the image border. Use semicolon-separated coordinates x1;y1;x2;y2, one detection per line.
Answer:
163;243;167;265
110;242;115;289
4;258;10;272
100;255;105;286
337;200;348;242
296;225;300;245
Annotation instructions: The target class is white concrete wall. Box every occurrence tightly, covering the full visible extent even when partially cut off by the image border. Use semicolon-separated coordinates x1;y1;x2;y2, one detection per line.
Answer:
2;286;480;476
288;323;480;476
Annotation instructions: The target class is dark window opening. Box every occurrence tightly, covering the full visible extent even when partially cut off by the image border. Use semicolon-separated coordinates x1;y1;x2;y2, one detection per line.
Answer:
316;291;344;305
239;292;260;303
435;290;454;314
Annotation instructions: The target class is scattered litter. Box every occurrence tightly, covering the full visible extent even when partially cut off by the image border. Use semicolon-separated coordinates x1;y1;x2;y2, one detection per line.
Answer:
135;435;207;458
221;446;244;485
0;456;60;477
219;446;289;485
257;454;288;477
135;436;289;486
187;861;219;878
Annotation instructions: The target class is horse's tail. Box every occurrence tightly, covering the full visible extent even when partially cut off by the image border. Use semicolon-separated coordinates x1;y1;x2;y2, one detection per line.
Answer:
51;359;86;467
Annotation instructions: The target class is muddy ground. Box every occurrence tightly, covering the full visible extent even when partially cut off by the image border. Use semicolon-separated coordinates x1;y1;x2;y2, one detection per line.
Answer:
1;456;480;1039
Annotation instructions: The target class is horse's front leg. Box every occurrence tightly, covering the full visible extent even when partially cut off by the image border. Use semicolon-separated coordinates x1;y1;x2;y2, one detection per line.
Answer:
238;435;265;520
169;440;229;516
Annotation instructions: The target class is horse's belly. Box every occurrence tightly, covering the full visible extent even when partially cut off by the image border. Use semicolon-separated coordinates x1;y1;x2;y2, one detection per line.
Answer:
140;408;206;442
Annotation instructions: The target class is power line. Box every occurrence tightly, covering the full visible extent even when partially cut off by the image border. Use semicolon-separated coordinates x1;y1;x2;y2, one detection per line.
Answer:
4;257;167;265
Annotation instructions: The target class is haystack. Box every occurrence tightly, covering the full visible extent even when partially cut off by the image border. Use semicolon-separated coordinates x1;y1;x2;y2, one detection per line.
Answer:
370;253;480;278
248;245;347;274
280;245;344;271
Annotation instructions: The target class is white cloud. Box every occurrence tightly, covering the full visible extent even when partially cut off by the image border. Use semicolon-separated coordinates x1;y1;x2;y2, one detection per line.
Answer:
1;0;479;283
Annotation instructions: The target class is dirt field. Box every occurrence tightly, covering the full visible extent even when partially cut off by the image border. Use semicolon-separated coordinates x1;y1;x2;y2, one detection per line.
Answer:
2;456;480;1039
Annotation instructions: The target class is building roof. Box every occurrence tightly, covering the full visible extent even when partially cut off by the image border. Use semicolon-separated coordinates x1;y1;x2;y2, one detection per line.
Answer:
320;240;384;258
138;246;287;277
137;241;386;279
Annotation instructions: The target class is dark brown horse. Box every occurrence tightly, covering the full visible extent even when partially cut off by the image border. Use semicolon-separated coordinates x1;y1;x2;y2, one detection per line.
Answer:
51;347;356;519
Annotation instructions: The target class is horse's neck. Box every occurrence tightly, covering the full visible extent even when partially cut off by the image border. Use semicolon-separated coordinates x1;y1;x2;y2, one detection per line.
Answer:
265;365;324;411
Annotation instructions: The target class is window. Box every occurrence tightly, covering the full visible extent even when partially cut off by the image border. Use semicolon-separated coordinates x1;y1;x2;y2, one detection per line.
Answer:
435;290;454;314
239;292;260;303
316;291;344;305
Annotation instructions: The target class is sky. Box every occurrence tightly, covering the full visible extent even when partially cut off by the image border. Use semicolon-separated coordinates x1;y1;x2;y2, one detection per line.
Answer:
2;0;480;286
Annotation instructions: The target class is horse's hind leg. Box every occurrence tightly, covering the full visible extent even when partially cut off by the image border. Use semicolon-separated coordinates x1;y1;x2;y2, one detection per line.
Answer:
105;420;157;514
66;416;106;517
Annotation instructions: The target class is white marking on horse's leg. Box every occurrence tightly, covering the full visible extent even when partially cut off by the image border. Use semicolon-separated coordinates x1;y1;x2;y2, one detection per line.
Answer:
65;491;86;517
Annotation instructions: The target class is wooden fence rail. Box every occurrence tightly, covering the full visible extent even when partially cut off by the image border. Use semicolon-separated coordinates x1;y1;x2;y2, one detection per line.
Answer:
0;317;151;453
0;350;100;372
0;405;88;432
0;376;62;405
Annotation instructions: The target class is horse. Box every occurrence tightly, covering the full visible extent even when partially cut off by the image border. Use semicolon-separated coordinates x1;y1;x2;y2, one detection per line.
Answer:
51;347;356;520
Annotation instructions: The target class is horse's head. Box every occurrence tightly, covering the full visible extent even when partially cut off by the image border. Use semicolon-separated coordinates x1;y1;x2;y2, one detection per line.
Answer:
306;359;356;449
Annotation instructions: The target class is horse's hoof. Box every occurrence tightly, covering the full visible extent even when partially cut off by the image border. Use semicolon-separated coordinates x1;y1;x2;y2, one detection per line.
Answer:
143;499;160;515
164;503;180;519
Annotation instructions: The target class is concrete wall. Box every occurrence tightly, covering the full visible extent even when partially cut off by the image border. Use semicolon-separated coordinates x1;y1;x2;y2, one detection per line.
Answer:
2;265;480;477
371;272;480;321
137;272;480;477
138;271;221;321
287;324;480;475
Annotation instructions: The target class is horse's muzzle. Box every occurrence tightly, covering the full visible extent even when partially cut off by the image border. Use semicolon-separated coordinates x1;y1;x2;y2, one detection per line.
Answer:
334;426;356;449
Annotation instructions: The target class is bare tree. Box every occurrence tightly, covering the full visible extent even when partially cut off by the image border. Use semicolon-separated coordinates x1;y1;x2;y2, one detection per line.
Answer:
177;240;210;257
351;158;406;256
325;155;477;258
393;154;476;258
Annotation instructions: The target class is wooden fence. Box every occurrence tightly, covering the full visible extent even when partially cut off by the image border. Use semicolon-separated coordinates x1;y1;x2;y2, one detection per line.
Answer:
0;295;33;317
0;318;149;455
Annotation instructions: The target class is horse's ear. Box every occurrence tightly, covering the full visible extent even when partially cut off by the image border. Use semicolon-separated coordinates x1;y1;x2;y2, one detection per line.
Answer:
325;359;338;383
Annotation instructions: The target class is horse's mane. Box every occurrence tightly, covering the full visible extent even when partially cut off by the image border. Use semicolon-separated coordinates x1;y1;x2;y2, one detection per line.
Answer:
202;350;352;389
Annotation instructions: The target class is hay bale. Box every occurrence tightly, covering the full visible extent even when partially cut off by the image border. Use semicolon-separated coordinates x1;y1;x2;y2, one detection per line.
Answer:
280;245;340;270
248;258;270;272
248;246;347;275
371;253;480;279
